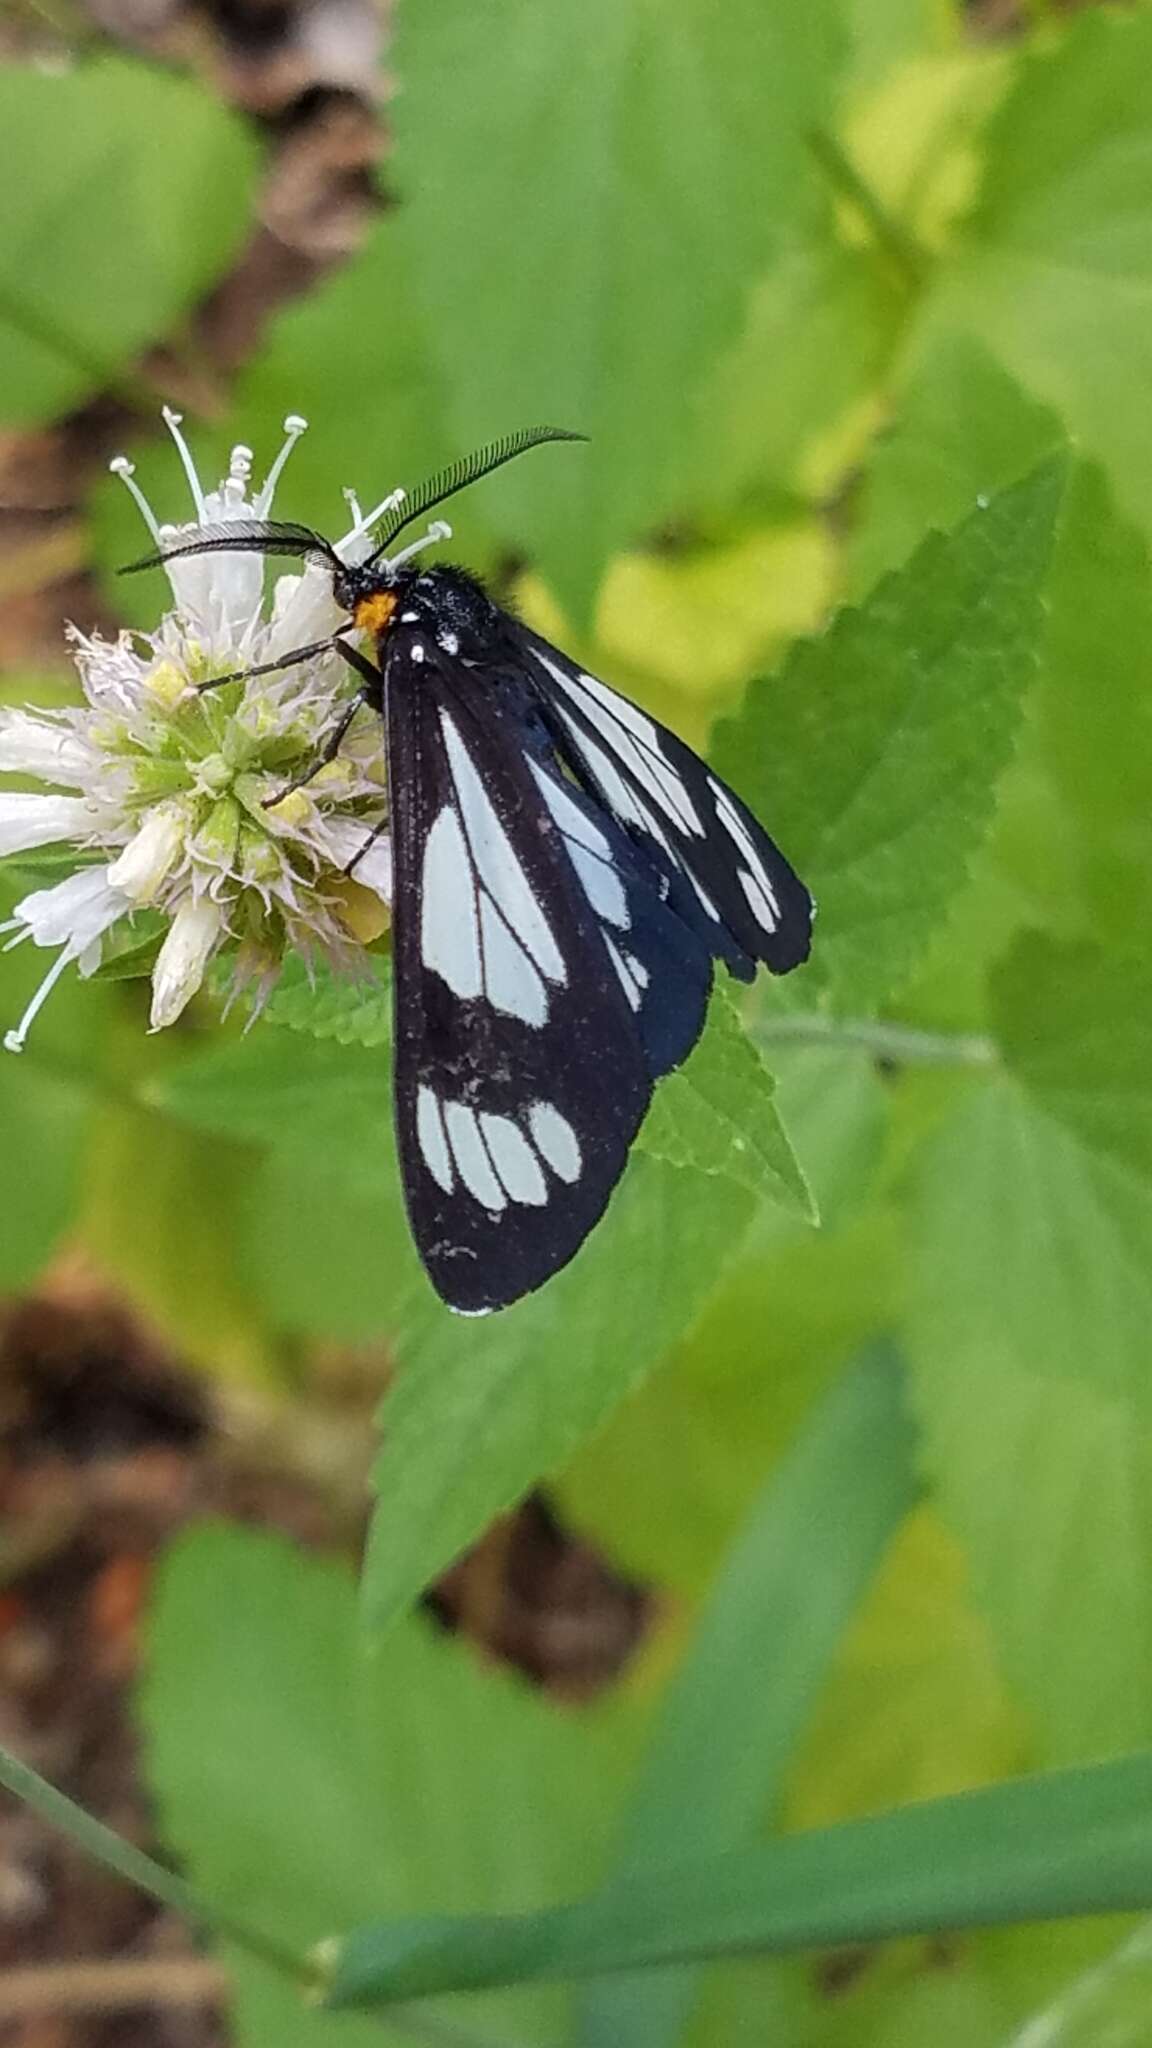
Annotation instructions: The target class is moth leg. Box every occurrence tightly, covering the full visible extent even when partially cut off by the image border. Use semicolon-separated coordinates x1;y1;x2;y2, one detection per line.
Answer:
195;634;339;693
261;640;385;805
261;685;369;807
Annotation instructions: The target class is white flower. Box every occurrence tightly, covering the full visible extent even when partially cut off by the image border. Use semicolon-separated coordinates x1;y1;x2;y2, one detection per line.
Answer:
1;408;402;1051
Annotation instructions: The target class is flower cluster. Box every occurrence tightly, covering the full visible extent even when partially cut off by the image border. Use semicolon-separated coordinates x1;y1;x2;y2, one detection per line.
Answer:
0;409;400;1052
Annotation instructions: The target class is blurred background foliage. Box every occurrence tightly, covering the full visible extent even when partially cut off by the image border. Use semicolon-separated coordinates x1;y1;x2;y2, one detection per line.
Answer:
3;0;1152;2042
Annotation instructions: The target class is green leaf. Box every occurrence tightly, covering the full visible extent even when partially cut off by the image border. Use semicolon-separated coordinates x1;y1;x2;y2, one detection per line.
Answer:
142;1522;644;2048
638;992;814;1218
1004;1918;1152;2048
906;933;1152;1763
364;1154;758;1632
1035;461;1152;949
261;956;392;1048
916;8;1152;551
148;1026;391;1147
0;1055;88;1288
323;1750;1152;2006
0;56;258;423
713;459;1069;1012
555;1049;896;1593
81;1103;279;1386
389;0;847;609
847;333;1065;598
577;1344;918;2048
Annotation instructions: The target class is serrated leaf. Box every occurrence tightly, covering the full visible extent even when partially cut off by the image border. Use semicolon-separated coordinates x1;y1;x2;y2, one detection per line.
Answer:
0;56;258;423
712;459;1068;1013
364;1156;759;1632
142;1524;642;2048
389;0;846;611
916;8;1152;551
261;956;392;1048
847;332;1065;598
906;933;1152;1763
638;993;814;1219
555;1056;896;1597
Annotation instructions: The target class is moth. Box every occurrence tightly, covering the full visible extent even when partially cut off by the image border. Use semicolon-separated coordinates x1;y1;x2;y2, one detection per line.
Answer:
130;429;813;1315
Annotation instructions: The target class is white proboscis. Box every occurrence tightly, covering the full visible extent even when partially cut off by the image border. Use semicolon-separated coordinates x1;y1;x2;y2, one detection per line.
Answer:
0;409;401;1052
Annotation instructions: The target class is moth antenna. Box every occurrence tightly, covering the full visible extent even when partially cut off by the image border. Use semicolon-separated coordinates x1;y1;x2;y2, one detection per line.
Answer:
369;427;585;560
119;518;341;576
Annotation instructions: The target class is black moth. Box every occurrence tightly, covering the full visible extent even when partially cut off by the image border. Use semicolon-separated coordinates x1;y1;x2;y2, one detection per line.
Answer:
127;428;813;1315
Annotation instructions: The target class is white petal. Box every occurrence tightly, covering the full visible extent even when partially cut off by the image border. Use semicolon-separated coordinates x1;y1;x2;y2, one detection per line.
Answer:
106;804;187;904
317;816;392;902
149;894;226;1030
0;711;91;787
0;792;96;857
267;562;343;657
12;866;130;950
3;868;129;1051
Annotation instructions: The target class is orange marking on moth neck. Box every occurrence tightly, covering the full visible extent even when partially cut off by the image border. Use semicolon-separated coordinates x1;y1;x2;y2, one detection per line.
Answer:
354;590;398;637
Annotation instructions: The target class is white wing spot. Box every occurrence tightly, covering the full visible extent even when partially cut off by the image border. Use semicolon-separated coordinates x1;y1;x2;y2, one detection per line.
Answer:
479;897;548;1026
740;868;779;932
411;643;426;663
712;783;780;929
529;1102;582;1183
440;710;567;992
416;1087;454;1193
439;630;460;655
480;1113;548;1206
421;808;481;998
604;934;647;1011
530;764;629;929
444;1102;506;1212
536;651;704;837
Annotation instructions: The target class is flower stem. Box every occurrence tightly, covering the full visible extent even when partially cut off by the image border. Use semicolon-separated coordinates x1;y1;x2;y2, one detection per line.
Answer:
757;1012;997;1068
0;1742;313;1990
806;127;928;292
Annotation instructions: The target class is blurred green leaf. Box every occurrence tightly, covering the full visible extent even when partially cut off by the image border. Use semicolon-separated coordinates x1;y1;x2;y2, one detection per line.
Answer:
143;1523;643;2047
639;992;814;1219
82;1102;279;1385
713;459;1068;1013
389;0;847;610
324;1750;1152;2006
578;1343;917;2048
89;221;460;631
0;56;258;423
847;334;1064;598
1004;1918;1152;2048
1036;461;1152;950
0;1055;88;1288
916;8;1152;550
907;934;1152;1762
148;1027;390;1147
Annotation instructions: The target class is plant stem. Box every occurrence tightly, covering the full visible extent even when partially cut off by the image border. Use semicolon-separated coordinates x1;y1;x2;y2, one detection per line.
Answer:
807;127;927;291
757;1012;997;1069
0;1743;313;1991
